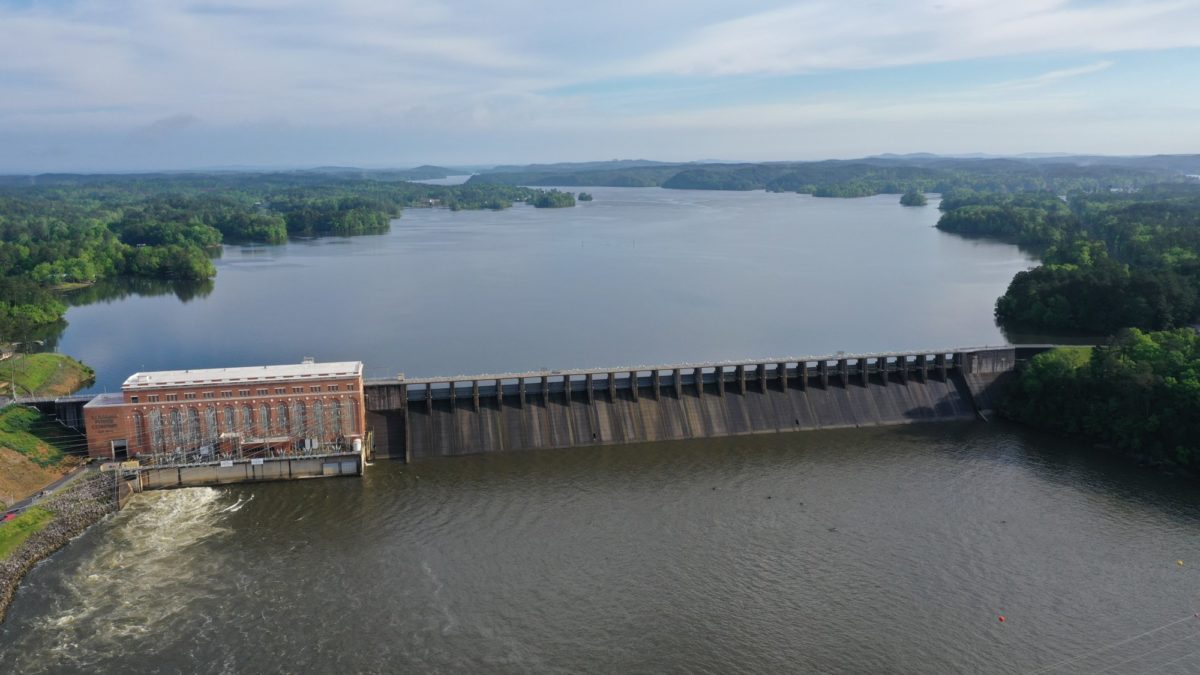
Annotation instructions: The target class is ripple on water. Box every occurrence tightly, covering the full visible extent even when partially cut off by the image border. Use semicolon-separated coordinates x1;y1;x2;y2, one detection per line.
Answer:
2;424;1200;672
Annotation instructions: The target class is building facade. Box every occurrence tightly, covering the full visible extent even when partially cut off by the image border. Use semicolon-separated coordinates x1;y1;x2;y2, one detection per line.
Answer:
83;361;365;460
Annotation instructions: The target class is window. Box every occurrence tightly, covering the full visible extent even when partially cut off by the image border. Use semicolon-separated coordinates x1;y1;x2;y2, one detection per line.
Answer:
188;408;201;445
313;400;325;440
132;412;146;449
291;401;306;436
185;393;196;400
223;406;235;432
221;391;233;398
166;394;178;402
257;404;270;436
170;409;183;446
292;387;303;394
205;406;217;442
256;388;267;396
328;385;339;392
203;392;215;399
343;398;356;434
130;396;139;404
147;394;159;402
309;386;321;393
149;409;163;452
276;403;288;435
238;389;250;397
274;388;285;395
331;400;343;436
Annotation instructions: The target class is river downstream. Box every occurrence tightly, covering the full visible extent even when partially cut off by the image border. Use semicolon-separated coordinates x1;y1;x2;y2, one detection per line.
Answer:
2;423;1199;672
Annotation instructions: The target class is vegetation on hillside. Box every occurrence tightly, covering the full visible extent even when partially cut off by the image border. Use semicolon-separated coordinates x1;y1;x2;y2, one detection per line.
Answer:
934;184;1200;334
1003;330;1200;471
2;353;94;397
0;405;86;505
0;406;77;468
0;507;53;560
467;156;1188;196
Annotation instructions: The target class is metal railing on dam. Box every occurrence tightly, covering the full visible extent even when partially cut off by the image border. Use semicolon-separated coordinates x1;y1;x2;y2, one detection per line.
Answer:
363;346;1053;462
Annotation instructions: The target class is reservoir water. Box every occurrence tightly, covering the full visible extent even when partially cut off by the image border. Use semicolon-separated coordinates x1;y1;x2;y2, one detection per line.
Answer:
3;424;1200;672
57;188;1034;392
9;188;1195;672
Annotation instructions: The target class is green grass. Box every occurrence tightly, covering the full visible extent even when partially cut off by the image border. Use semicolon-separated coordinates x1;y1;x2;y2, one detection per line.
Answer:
2;352;94;397
0;407;72;467
1051;345;1094;366
0;506;54;560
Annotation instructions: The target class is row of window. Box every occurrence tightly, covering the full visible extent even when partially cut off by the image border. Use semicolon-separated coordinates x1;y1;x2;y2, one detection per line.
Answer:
136;384;344;404
131;399;359;453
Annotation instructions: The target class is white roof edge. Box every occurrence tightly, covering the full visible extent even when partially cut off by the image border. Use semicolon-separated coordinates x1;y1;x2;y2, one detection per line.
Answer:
122;361;363;390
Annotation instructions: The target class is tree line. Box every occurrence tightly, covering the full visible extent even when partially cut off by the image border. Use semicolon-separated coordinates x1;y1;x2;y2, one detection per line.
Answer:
935;184;1200;334
467;156;1186;197
932;180;1200;471
0;173;568;339
1005;330;1200;471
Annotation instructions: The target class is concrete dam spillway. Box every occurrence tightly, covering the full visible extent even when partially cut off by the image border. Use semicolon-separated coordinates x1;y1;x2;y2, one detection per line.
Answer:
363;346;1047;462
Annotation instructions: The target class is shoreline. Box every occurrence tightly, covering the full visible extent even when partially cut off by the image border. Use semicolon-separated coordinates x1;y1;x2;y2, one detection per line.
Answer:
0;472;118;625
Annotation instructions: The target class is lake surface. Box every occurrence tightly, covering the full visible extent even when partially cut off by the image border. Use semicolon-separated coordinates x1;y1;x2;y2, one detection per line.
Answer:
3;423;1200;673
58;188;1034;392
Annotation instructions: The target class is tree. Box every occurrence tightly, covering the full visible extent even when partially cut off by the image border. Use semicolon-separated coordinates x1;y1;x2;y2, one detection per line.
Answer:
900;189;927;206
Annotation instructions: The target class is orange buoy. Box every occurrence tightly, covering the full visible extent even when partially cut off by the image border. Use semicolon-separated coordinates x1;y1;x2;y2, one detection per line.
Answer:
998;616;1006;623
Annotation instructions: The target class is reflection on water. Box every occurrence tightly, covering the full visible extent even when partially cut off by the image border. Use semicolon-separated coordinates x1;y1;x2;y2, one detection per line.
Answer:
2;423;1198;672
64;277;215;308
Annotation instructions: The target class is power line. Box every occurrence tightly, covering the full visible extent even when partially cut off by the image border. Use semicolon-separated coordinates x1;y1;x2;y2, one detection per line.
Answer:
1135;643;1200;675
1031;614;1200;674
1092;624;1200;674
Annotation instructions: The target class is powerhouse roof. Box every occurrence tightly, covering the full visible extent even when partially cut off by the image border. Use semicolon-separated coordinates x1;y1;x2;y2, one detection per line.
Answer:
122;362;363;390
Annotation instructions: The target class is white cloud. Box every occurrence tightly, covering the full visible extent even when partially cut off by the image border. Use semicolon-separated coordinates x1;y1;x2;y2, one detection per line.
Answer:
632;1;1200;76
983;60;1114;91
0;0;1197;169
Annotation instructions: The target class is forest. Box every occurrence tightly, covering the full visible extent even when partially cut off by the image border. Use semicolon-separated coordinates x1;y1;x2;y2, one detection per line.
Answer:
0;173;559;339
935;181;1200;469
1004;330;1200;471
467;156;1189;196
935;184;1200;334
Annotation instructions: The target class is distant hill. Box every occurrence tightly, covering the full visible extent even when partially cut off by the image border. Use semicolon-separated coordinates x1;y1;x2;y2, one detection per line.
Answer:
298;165;456;180
467;154;1200;196
479;159;676;175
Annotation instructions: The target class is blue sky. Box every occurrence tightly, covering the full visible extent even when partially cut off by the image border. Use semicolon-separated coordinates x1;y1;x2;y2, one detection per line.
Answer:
0;0;1198;171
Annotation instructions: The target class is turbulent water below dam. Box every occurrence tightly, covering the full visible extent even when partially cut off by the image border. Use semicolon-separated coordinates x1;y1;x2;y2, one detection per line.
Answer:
3;423;1200;672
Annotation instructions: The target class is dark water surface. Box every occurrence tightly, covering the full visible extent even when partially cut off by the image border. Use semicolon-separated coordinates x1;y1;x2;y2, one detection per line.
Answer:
59;189;1033;392
3;423;1199;672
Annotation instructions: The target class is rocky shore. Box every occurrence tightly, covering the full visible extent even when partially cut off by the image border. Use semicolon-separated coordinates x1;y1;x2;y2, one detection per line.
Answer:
0;472;118;624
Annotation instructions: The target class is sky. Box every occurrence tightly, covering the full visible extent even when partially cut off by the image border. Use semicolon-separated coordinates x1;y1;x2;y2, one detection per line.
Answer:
1;0;1199;172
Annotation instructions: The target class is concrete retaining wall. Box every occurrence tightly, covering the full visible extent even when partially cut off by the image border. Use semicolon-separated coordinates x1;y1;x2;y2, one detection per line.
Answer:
138;454;361;490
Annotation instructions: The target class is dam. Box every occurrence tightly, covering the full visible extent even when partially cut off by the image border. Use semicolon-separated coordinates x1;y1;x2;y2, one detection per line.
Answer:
15;345;1050;470
362;346;1047;462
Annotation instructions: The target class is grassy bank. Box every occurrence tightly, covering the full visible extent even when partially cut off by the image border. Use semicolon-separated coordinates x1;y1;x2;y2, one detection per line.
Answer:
1;473;118;624
0;407;84;507
0;352;94;398
0;507;53;560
